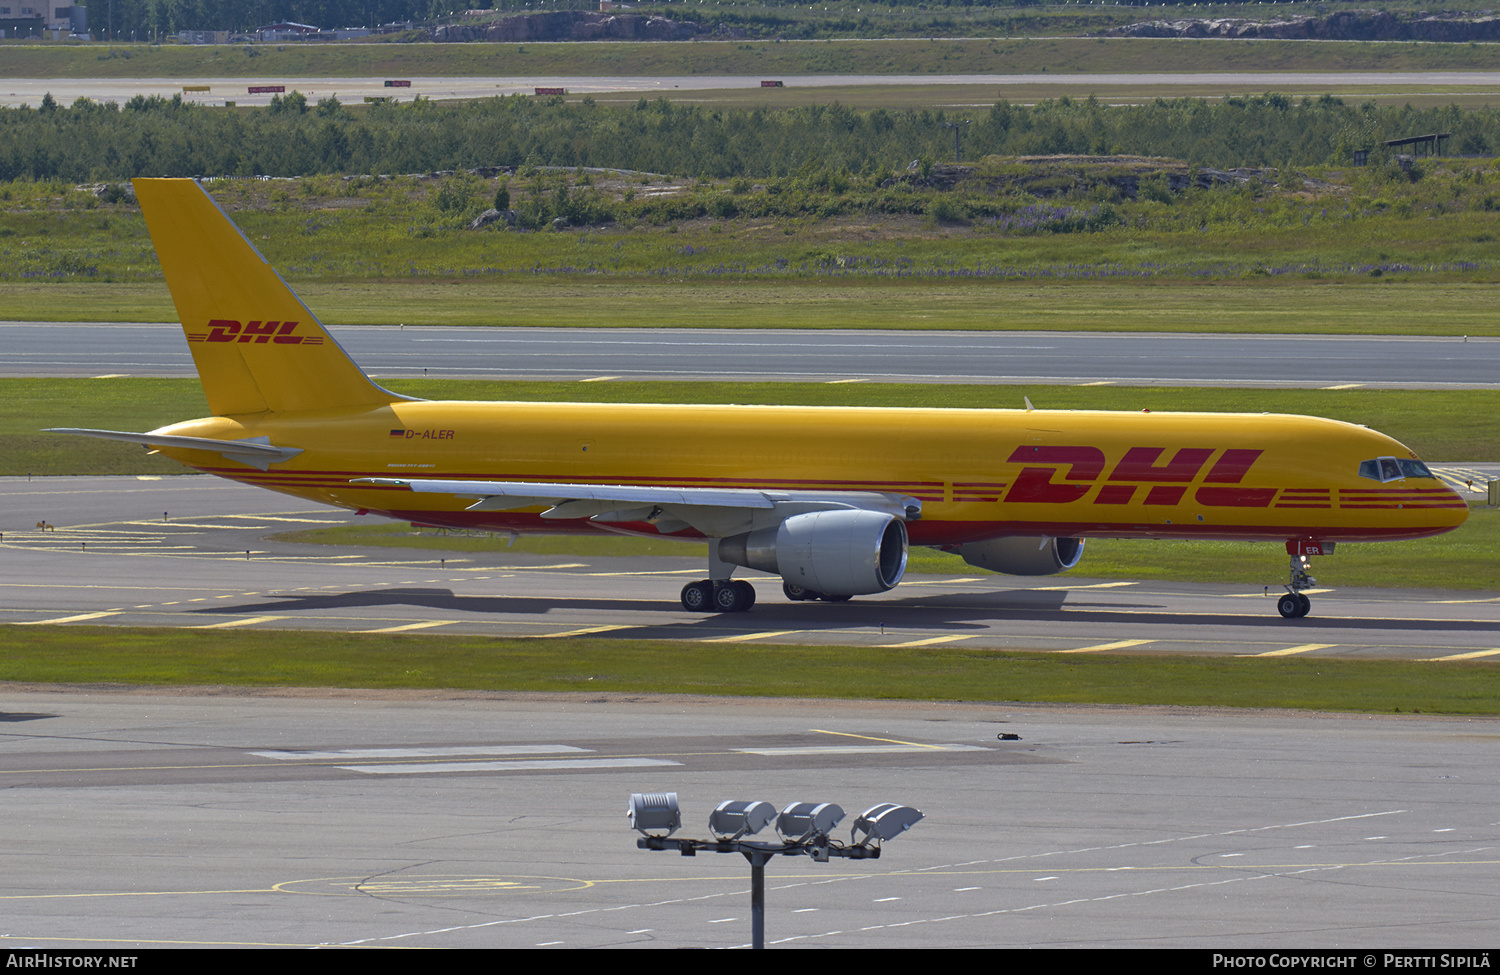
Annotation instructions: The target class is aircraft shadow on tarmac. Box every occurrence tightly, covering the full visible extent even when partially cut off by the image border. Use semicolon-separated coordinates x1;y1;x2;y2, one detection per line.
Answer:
191;587;1500;636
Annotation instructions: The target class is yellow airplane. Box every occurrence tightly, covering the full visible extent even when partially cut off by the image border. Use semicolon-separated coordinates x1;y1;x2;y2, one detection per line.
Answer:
52;179;1468;620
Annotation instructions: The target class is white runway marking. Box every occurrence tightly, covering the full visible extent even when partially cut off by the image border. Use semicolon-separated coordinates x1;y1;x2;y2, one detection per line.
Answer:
338;757;681;774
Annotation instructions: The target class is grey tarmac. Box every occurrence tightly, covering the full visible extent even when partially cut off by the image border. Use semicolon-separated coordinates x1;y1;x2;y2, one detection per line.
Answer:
2;476;1497;659
0;688;1494;949
7;71;1500;108
4;322;1498;389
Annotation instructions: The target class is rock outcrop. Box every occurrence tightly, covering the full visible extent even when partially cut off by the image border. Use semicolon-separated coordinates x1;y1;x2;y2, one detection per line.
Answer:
1106;12;1500;42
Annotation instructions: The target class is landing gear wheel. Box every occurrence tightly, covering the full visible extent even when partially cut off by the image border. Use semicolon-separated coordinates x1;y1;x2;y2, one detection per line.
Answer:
1277;592;1312;619
681;580;713;613
783;582;812;602
712;580;756;613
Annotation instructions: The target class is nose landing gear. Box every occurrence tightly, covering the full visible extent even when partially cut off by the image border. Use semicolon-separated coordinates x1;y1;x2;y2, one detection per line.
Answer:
1277;543;1321;619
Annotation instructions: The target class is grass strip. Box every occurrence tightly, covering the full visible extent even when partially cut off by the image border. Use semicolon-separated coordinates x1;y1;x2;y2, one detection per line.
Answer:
2;626;1494;715
7;37;1500;80
7;281;1500;336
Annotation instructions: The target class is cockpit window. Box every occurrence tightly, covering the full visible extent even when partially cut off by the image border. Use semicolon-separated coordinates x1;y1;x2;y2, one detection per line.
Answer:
1359;457;1434;482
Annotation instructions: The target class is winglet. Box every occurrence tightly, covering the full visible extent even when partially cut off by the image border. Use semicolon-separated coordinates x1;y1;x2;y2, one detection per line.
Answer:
134;178;406;416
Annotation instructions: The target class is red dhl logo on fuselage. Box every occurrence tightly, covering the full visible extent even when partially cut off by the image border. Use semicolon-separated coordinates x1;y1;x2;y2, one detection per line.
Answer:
1007;446;1276;508
187;320;324;345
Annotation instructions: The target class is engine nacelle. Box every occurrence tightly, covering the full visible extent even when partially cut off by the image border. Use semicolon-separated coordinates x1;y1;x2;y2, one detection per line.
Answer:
953;536;1085;576
718;509;908;596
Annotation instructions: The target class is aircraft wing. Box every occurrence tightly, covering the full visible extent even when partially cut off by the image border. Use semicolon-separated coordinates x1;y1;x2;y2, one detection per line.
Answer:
47;428;303;471
355;477;921;536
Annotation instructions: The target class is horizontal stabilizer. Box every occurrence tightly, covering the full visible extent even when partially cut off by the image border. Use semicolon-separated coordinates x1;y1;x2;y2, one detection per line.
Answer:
47;428;303;471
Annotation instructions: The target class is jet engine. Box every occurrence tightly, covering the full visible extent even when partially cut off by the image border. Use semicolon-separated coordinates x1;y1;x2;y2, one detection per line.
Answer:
717;509;908;596
951;536;1085;576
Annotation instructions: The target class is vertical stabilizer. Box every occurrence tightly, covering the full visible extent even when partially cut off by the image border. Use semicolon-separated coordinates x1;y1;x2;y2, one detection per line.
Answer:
134;178;403;416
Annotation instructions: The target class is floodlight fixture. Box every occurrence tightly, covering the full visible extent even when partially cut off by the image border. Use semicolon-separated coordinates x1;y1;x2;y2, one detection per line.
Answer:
708;800;777;840
851;803;924;845
631;793;922;949
628;791;681;837
776;801;844;842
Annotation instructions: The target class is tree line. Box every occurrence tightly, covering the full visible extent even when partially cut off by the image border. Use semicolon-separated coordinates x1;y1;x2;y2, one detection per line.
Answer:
1;91;1492;183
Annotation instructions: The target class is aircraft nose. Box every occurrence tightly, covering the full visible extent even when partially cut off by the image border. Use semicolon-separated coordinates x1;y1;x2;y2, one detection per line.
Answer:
1446;486;1471;525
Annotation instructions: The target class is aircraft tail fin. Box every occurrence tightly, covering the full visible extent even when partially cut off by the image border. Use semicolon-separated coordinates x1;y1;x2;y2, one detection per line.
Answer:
134;178;405;416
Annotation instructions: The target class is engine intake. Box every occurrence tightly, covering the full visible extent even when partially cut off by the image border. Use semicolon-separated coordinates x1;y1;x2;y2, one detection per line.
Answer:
953;536;1085;576
718;509;908;596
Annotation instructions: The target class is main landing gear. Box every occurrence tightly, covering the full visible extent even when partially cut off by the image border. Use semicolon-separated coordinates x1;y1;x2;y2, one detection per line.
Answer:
680;579;757;614
1277;545;1318;619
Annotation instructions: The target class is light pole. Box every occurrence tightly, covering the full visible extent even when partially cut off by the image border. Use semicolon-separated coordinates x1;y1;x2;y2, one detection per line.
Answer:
941;119;971;164
629;792;923;949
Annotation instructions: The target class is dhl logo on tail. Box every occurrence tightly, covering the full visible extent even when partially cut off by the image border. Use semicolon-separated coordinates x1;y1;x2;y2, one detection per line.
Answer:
189;320;324;345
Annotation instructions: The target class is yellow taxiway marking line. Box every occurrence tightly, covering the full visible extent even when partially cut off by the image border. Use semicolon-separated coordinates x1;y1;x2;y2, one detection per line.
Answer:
541;624;632;638
359;621;456;634
877;634;975;647
217;514;343;523
1225;589;1333;597
579;375;620;382
582;569;702;577
1056;639;1156;654
1324;383;1366;390
1432;596;1500;604
701;630;801;644
899;577;984;586
810;728;947;750
189;616;286;629
491;563;588;570
1425;649;1500;661
16;612;120;625
1028;581;1138;591
1251;643;1336;657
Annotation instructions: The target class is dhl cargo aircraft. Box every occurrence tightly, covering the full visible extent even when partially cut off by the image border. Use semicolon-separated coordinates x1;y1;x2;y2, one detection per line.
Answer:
51;179;1469;620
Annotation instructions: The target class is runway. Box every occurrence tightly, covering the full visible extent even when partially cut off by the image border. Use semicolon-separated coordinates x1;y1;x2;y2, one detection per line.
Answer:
5;322;1497;388
9;71;1500;109
3;476;1498;659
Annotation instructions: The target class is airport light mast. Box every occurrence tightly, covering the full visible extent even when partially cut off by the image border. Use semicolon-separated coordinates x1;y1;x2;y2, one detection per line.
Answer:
628;792;923;949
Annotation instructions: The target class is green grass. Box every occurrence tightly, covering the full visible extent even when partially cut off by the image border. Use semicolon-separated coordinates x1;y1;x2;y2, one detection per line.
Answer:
2;625;1495;714
10;279;1500;337
10;154;1500;328
8;37;1500;79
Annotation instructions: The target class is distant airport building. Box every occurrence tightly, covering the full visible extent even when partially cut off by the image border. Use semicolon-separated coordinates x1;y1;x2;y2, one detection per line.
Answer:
254;21;318;41
0;0;86;39
177;29;229;44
